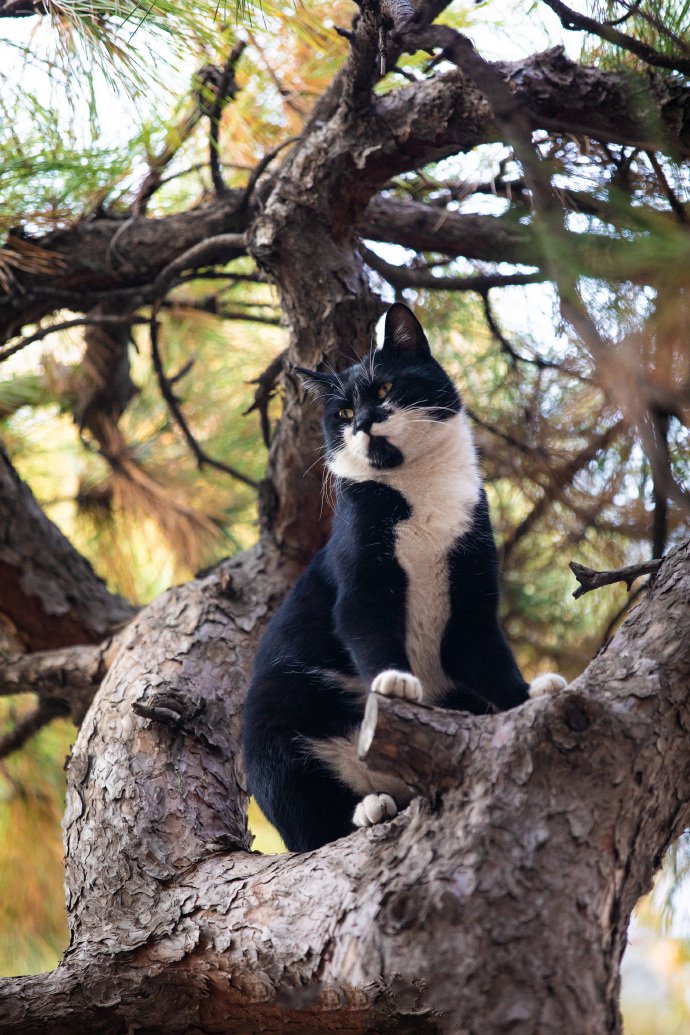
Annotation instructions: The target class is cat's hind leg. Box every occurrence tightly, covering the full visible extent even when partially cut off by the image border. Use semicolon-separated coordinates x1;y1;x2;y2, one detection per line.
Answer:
310;730;412;832
353;793;398;828
243;670;363;852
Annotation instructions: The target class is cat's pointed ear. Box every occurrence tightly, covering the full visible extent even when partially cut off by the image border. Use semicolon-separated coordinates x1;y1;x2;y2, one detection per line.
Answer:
381;303;431;360
295;367;336;399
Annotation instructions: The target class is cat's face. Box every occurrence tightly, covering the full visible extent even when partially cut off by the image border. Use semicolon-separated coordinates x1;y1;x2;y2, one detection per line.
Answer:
298;304;462;481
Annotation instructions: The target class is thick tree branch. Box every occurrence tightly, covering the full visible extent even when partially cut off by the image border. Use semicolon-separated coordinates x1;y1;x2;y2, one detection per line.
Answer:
4;44;690;347
361;195;673;282
0;203;248;344
0;446;135;651
0;639;117;723
2;541;690;1033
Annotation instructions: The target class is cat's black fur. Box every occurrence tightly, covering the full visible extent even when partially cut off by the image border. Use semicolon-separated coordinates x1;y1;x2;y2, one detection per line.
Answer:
243;304;532;852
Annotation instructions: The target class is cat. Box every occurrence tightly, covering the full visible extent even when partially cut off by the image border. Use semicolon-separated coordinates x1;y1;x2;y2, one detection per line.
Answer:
242;303;564;852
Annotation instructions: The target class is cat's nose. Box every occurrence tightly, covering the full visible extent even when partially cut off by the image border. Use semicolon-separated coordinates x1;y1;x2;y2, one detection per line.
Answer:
353;410;374;434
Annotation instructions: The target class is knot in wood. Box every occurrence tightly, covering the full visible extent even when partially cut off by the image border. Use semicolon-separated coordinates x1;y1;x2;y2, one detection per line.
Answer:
563;700;590;733
133;688;205;730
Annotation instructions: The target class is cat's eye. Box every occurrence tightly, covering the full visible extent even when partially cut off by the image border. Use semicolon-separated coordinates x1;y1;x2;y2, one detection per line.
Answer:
338;407;354;420
377;382;393;400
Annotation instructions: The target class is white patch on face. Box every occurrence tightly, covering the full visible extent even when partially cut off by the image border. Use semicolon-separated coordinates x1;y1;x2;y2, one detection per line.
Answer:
327;424;374;481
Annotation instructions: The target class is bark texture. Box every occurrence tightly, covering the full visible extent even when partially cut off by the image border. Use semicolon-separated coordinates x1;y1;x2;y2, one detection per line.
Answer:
1;540;689;1035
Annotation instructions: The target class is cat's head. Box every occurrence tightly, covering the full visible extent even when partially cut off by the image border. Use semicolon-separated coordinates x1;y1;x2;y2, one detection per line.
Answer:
297;303;462;481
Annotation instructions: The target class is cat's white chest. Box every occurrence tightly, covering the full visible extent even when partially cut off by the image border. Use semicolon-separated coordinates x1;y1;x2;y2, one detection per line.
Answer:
384;414;481;702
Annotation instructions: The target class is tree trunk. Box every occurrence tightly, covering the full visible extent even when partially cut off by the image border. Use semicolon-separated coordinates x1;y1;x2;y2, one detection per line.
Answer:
1;537;689;1034
4;9;690;1031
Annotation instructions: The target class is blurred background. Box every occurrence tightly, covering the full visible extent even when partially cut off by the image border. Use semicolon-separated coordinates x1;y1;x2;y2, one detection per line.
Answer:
1;2;689;1029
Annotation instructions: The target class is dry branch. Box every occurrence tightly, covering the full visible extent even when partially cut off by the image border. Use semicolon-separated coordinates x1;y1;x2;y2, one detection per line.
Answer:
539;0;690;75
570;558;663;598
0;699;68;760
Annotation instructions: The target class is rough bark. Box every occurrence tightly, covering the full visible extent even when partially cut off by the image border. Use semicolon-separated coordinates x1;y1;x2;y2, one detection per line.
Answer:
0;447;135;650
1;538;689;1034
0;638;118;725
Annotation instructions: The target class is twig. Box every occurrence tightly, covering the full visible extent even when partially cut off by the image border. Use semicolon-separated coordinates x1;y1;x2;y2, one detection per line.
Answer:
361;245;543;293
645;151;687;225
502;420;626;567
538;0;690;76
160;298;280;326
569;558;663;599
0;315;147;365
0;699;70;761
240;137;300;209
243;349;287;447
132;95;205;215
149;307;258;490
603;0;642;28
205;42;247;196
481;290;588;380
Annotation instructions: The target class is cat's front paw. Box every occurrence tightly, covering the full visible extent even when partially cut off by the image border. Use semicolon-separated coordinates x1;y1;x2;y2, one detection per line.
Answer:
371;669;423;702
529;673;567;698
353;793;398;829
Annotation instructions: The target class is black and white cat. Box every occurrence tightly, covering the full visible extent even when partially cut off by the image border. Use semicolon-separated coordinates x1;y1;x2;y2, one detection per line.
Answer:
242;303;564;852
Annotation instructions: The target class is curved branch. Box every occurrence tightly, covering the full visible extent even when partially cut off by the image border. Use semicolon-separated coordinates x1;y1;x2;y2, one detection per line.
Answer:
0;639;117;723
0;699;69;760
149;309;258;489
0;314;147;366
361;245;544;292
539;0;690;76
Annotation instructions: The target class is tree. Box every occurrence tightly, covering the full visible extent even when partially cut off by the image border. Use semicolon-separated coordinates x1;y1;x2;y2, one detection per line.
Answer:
1;0;690;1030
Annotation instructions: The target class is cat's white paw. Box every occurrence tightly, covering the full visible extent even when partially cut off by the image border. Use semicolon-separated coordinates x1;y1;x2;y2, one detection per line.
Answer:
353;793;398;828
371;669;423;702
529;673;567;698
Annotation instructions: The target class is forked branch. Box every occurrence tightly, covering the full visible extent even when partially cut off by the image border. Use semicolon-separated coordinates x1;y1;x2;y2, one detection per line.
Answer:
569;558;663;598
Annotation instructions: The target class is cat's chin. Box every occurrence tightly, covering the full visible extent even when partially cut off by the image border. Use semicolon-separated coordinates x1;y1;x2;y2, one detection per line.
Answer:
328;431;404;479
